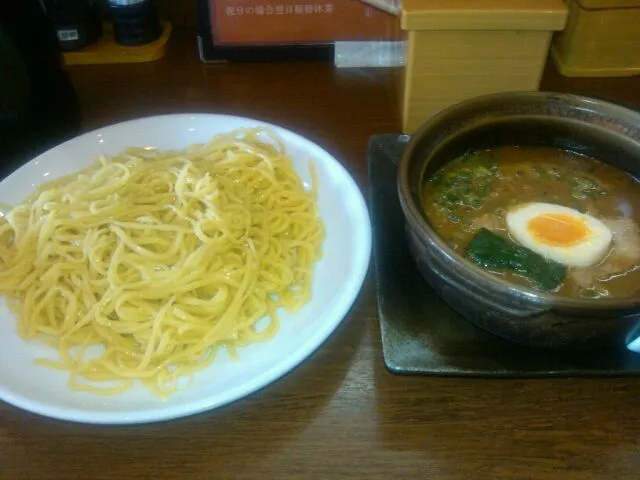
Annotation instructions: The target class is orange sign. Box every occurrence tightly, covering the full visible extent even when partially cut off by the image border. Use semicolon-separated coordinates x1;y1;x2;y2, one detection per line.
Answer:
211;0;400;45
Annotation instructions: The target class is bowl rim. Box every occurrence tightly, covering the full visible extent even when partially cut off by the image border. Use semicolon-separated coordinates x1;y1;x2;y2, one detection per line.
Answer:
398;90;640;311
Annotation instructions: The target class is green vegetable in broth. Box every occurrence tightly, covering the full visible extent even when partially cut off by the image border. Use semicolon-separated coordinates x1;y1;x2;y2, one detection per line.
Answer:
525;163;607;200
431;150;497;213
569;174;607;200
466;229;567;291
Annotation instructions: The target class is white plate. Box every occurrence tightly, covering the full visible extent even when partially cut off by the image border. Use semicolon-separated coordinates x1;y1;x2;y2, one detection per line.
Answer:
0;114;371;424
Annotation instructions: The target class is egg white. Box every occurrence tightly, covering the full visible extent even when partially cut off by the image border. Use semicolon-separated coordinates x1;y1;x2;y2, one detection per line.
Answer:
506;202;613;268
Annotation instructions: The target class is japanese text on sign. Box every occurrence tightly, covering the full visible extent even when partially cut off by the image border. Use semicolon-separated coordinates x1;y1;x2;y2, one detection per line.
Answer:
225;3;334;16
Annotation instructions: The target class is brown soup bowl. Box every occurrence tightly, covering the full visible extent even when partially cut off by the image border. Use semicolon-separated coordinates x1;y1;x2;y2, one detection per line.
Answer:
398;91;640;350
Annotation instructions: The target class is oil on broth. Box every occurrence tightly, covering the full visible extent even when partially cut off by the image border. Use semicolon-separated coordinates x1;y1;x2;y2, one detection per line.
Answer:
421;146;640;298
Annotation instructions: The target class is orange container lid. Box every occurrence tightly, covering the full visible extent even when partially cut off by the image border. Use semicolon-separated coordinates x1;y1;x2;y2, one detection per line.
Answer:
401;0;568;31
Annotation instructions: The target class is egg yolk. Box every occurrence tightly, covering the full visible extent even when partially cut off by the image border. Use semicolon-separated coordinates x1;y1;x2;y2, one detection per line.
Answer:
527;212;589;246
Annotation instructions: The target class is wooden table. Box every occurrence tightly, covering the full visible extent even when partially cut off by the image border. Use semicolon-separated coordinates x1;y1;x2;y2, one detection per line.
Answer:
2;30;640;480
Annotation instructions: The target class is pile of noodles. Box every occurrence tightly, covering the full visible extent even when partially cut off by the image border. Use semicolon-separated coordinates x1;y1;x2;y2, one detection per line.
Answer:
0;128;324;398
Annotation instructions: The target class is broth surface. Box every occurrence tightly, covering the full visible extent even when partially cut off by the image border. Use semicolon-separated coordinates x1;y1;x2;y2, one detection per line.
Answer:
422;146;640;298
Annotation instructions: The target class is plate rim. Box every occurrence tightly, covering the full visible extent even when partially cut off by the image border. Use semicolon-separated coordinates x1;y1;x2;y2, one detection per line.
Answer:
0;113;372;424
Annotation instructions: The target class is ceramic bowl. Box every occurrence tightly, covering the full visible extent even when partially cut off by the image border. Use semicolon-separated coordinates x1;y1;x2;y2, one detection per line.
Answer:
398;91;640;350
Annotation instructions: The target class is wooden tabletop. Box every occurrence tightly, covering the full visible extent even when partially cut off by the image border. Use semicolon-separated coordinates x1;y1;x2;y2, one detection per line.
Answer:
2;29;640;480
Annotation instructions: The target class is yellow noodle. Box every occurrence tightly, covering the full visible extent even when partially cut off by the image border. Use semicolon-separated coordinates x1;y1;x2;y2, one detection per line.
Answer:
0;127;324;398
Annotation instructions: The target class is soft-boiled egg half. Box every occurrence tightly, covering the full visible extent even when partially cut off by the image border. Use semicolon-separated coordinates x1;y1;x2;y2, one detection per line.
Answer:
506;202;612;268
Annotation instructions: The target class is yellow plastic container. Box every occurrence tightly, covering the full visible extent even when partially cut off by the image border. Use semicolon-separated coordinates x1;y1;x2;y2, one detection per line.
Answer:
400;0;568;134
63;21;172;66
551;0;640;77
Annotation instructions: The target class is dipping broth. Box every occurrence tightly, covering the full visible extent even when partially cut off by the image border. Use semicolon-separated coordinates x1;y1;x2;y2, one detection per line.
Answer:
422;146;640;298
